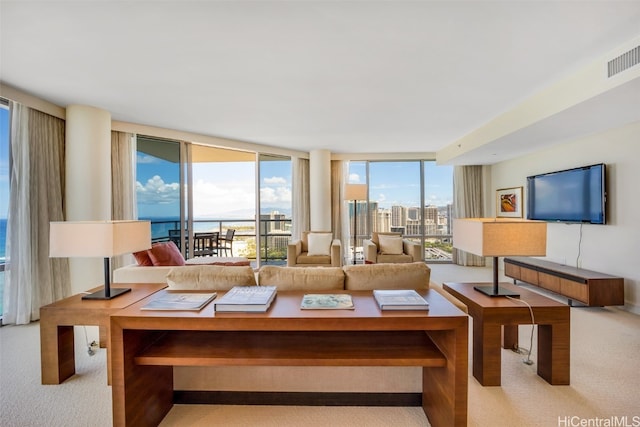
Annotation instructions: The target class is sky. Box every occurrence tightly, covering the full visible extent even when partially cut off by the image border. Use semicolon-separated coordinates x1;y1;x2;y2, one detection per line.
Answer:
137;152;452;219
136;152;293;219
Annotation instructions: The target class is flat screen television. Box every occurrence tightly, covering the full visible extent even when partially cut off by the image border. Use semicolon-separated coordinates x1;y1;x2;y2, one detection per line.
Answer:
526;163;606;224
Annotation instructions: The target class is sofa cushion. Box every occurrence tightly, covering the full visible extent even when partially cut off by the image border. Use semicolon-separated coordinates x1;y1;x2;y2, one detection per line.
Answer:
343;262;430;291
258;266;344;291
307;232;333;256
377;253;413;263
166;265;256;290
378;234;403;255
147;241;186;266
295;254;332;265
133;249;153;266
371;232;401;246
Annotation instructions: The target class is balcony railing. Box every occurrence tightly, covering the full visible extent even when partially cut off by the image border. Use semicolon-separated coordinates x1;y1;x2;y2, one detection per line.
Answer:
147;218;292;264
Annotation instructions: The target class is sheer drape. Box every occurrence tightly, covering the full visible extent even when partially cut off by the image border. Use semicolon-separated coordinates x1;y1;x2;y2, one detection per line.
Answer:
3;102;70;325
291;157;310;241
452;165;485;266
111;131;137;270
330;160;344;242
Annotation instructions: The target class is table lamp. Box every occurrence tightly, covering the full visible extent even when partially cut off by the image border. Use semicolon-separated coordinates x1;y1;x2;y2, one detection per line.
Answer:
50;220;151;299
344;184;368;265
452;218;547;297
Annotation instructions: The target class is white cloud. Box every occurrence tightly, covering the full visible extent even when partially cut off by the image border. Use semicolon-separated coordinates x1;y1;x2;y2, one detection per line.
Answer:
260;186;292;205
136;175;180;204
192;177;260;217
136;154;161;164
348;173;361;183
263;176;287;185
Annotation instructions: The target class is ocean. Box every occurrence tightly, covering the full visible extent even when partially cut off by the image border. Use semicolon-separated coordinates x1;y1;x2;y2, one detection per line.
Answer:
0;218;5;261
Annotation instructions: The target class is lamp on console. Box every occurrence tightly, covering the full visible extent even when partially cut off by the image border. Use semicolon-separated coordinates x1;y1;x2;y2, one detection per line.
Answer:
49;220;151;300
344;184;368;265
452;218;547;297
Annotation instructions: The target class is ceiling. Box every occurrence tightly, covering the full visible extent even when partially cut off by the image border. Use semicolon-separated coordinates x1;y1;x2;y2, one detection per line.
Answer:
1;1;640;164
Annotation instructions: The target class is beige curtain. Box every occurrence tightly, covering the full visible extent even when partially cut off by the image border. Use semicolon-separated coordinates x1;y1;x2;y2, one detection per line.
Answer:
3;102;70;325
291;157;310;241
452;165;485;266
111;131;137;270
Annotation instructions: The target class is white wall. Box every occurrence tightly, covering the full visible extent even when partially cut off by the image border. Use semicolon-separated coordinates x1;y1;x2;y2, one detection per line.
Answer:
491;121;640;312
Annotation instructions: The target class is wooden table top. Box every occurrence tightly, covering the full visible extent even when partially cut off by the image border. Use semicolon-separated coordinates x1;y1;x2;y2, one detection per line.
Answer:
443;282;567;310
41;282;168;311
111;288;469;331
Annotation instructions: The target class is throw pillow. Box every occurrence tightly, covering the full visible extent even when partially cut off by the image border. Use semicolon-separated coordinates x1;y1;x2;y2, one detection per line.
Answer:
133;249;153;266
306;232;333;256
147;241;186;266
378;234;403;255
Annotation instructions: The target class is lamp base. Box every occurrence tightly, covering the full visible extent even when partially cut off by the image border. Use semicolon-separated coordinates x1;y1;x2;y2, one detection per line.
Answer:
82;287;131;300
473;285;520;298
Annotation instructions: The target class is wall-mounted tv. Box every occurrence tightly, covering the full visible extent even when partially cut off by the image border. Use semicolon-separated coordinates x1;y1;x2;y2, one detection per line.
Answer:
526;163;606;224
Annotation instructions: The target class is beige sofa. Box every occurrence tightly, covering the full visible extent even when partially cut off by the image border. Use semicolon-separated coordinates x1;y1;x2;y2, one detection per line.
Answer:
112;261;467;396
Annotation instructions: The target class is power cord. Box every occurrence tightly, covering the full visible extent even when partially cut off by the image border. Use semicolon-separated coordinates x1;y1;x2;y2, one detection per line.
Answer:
506;296;535;365
82;326;98;356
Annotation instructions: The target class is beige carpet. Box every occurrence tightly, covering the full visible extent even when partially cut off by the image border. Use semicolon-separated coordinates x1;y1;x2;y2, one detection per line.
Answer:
1;264;639;426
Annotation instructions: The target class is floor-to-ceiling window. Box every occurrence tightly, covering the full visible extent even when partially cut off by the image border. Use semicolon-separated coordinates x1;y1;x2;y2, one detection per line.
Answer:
0;100;9;317
423;161;453;261
136;136;183;249
136;136;291;266
258;154;292;265
346;159;453;263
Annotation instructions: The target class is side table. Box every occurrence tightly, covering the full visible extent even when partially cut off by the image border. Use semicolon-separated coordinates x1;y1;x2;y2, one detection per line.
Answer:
40;282;166;385
443;282;570;386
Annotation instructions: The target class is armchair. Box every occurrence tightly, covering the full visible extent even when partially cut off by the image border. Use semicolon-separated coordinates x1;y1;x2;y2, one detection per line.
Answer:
363;232;422;264
287;231;342;267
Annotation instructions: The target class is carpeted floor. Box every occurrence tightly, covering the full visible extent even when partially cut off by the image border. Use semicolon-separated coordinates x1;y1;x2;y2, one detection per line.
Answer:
1;264;639;426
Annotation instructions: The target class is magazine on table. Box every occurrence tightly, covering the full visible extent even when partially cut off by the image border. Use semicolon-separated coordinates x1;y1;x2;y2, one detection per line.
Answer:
214;286;277;312
300;294;355;310
141;291;217;311
373;289;429;310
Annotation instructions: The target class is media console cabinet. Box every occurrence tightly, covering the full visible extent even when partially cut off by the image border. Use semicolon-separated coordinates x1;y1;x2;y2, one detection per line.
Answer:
504;257;624;307
110;289;469;427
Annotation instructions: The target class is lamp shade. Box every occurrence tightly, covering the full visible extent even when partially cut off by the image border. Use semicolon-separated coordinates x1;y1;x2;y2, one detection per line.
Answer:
344;184;367;201
452;218;547;257
50;220;151;258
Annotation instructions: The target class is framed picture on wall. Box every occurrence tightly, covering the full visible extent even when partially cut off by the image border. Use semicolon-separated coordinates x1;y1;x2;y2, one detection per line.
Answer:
496;187;523;218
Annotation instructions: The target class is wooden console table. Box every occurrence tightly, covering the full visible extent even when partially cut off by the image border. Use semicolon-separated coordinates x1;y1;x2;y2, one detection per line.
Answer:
110;289;469;427
504;257;624;306
39;282;166;385
443;282;570;387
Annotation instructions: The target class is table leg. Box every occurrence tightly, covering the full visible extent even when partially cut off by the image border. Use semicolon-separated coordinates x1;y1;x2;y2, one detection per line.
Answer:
502;325;518;350
424;322;469;427
473;319;502;386
40;322;75;384
537;322;570;385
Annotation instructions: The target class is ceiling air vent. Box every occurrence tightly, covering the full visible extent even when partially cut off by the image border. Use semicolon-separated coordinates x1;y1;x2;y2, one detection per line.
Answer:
607;45;639;78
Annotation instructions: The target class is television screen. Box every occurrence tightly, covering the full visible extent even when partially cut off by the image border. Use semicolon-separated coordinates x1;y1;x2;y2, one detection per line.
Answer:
527;164;606;224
